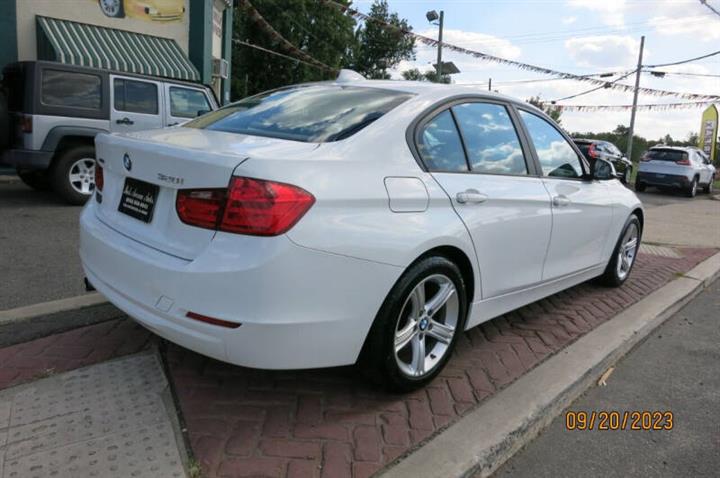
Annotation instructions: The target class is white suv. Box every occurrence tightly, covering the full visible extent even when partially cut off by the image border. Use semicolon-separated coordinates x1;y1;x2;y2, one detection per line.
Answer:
636;146;716;197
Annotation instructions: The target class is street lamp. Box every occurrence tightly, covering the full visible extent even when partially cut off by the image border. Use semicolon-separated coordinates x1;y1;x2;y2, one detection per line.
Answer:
426;9;445;79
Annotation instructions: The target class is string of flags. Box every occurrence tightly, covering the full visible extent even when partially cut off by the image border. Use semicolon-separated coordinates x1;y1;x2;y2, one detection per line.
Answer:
541;101;716;112
321;0;720;101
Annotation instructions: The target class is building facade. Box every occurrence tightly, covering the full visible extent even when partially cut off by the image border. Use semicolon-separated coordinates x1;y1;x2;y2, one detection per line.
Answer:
0;0;233;104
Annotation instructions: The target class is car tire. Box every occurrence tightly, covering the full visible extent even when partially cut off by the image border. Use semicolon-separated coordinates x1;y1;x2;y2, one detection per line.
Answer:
17;169;51;191
597;214;641;288
51;146;96;205
685;177;698;198
98;0;124;18
635;181;646;192
703;177;714;194
360;256;468;392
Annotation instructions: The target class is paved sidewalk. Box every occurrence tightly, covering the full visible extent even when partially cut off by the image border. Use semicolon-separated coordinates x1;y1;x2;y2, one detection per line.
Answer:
0;353;186;478
495;278;720;478
165;247;715;478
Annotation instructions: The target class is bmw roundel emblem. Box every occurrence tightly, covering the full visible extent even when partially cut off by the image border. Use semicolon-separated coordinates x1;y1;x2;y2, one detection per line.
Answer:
123;153;132;171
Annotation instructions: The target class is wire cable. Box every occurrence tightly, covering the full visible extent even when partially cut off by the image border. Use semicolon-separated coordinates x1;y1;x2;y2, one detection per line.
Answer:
699;0;720;18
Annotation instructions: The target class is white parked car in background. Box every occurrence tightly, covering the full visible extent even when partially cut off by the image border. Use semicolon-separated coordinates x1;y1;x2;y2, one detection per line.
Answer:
636;145;716;197
80;73;643;390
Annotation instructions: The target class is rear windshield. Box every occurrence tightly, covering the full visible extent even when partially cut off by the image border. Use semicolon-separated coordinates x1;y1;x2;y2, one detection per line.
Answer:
184;85;413;143
646;149;688;162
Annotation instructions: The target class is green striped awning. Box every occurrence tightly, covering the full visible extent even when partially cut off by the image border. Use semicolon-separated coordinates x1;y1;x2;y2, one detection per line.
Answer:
36;16;200;82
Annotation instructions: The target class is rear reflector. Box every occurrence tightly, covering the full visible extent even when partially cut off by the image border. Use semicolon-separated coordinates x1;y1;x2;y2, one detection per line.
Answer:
176;176;315;236
20;115;32;133
186;311;242;329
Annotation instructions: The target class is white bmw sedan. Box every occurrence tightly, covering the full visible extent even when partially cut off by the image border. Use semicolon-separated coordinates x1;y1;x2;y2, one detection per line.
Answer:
80;74;643;390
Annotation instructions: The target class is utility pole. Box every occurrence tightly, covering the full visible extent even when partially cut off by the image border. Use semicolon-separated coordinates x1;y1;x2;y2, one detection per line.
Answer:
626;36;645;161
488;78;492;92
436;11;444;78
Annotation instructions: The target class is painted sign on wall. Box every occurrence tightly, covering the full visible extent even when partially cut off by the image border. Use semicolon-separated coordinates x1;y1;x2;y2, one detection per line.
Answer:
94;0;186;22
699;105;718;164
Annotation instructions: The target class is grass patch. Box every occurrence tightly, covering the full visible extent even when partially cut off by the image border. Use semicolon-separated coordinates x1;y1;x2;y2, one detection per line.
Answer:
187;459;203;478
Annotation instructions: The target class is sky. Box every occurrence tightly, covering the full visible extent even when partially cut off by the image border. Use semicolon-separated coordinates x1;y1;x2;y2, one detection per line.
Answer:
353;0;720;141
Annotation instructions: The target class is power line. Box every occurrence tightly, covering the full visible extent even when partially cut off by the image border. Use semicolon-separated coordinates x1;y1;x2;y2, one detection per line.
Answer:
645;48;720;68
549;70;637;102
233;39;330;71
320;0;720;101
700;0;720;17
645;70;720;78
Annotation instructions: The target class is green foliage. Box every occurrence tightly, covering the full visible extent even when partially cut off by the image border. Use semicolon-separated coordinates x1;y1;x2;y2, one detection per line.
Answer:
401;68;451;84
526;96;562;124
231;0;355;98
347;0;416;79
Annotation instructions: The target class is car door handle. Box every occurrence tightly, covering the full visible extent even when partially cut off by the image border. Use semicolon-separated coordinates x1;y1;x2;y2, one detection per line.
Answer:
168;122;179;127
456;190;488;204
552;195;571;207
116;117;134;125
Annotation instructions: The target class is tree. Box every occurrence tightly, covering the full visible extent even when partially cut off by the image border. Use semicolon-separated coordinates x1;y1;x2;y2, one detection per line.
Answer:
231;0;356;99
401;68;451;84
348;0;416;79
526;96;562;124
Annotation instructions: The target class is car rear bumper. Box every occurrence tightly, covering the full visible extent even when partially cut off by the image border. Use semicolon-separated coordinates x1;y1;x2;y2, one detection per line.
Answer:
636;172;691;189
1;149;53;169
79;202;401;369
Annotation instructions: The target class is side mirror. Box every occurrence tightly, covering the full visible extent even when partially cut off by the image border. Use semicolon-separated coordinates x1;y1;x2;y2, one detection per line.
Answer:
196;109;210;117
591;158;616;180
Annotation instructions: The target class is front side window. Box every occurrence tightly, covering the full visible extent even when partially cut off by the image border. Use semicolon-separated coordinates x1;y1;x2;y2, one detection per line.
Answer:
453;102;527;175
185;85;413;143
170;87;211;118
114;78;158;115
41;70;101;109
417;110;468;172
519;110;583;178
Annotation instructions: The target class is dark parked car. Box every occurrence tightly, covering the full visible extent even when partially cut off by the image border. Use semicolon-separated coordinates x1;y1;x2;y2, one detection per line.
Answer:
573;139;633;184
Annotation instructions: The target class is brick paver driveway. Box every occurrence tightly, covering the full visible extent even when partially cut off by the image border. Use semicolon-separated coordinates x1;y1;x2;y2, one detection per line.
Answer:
165;247;716;478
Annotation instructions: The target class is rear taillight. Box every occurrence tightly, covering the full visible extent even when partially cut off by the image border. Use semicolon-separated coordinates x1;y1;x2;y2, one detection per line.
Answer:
675;158;691;165
588;144;598;159
94;164;104;191
176;177;315;236
20;115;32;133
176;189;226;229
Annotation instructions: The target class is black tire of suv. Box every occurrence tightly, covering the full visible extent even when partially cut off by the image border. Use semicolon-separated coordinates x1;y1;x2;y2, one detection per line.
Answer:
0;91;9;152
635;181;646;192
703;177;714;194
359;256;468;392
685;177;698;198
51;146;96;205
17;169;51;191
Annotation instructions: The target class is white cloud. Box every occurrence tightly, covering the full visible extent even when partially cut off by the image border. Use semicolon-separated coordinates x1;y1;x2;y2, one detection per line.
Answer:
565;35;641;69
648;15;720;41
567;0;627;27
562;16;578;25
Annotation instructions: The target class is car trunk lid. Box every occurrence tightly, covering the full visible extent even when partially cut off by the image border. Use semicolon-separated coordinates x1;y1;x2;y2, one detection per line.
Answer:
94;128;320;259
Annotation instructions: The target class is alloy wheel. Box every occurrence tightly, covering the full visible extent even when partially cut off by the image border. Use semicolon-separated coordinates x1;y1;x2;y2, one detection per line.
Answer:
68;158;96;195
616;223;639;281
394;274;459;378
99;0;121;16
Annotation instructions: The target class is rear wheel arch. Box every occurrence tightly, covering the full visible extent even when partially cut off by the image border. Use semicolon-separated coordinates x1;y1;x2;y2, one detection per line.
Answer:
632;208;644;234
412;245;476;307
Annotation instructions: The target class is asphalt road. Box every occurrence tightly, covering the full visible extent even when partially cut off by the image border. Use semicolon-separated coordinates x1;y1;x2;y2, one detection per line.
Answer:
494;278;720;478
0;178;88;309
0;176;716;310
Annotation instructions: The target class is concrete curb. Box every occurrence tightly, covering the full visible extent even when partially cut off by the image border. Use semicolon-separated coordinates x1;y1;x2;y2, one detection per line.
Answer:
380;251;720;478
0;293;108;325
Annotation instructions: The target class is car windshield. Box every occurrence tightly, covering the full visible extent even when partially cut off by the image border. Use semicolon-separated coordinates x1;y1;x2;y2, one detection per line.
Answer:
646;149;688;162
184;85;413;143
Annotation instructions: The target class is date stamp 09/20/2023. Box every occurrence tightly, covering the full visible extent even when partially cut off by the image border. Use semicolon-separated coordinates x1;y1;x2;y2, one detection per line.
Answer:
565;411;674;431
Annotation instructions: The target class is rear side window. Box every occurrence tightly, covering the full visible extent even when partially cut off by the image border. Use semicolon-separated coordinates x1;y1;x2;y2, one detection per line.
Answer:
114;78;158;115
452;103;527;175
185;85;413;142
418;110;468;172
41;69;101;110
169;87;210;118
646;149;688;162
